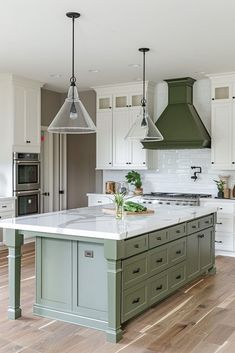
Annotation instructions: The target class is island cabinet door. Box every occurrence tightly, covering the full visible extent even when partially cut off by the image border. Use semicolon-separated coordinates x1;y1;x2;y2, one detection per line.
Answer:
199;227;213;272
72;241;108;321
186;233;200;281
36;237;73;311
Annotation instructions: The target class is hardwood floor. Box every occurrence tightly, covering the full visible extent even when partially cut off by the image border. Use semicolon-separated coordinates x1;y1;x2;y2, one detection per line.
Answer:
1;244;235;353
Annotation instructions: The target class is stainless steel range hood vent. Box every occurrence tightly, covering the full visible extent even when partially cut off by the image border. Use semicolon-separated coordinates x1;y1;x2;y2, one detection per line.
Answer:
142;77;211;149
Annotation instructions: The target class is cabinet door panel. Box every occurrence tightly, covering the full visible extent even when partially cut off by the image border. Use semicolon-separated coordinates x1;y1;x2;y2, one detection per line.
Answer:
13;85;26;146
113;111;131;167
187;233;200;280
25;88;40;146
199;227;213;272
96;112;112;168
130;108;147;167
211;103;232;169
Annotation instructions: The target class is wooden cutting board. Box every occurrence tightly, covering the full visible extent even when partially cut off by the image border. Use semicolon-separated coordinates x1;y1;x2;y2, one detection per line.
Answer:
102;207;154;215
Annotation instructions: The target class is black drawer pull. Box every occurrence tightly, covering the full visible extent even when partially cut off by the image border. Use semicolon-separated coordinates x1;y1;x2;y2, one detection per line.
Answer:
1;205;7;208
215;240;223;243
176;250;181;255
132;297;140;304
134;244;140;249
156;285;163;290
219;207;223;210
198;234;205;238
156;236;162;240
216;222;222;225
204;220;209;224
176;230;181;234
156;258;163;263
192;225;197;229
176;275;181;280
132;268;140;274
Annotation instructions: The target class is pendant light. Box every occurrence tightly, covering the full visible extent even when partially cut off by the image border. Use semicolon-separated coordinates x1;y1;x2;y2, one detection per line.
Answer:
48;12;96;134
125;48;163;142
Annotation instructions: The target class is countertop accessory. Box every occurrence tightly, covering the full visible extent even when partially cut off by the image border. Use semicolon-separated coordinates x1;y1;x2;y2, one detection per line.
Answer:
113;193;125;220
125;48;163;142
116;181;129;195
48;12;96;134
102;207;154;216
214;179;226;198
191;166;202;181
125;170;143;195
105;181;116;194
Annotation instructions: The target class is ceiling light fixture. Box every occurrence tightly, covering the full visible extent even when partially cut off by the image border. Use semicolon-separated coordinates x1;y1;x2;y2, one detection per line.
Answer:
125;48;163;142
48;12;96;134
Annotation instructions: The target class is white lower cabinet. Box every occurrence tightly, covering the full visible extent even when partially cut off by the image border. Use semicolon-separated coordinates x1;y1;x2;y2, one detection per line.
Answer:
87;194;113;207
0;198;15;244
200;199;235;255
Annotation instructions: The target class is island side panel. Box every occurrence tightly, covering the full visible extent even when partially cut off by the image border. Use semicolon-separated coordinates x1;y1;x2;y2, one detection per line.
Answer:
5;229;24;319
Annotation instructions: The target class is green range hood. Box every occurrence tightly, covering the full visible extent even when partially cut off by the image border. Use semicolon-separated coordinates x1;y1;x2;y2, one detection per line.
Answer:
142;77;211;149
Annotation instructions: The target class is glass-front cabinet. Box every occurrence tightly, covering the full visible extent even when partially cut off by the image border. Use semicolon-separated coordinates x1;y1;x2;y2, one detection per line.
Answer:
211;83;233;102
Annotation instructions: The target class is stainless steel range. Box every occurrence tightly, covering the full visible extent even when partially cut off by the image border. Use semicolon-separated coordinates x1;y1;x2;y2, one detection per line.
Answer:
140;192;212;206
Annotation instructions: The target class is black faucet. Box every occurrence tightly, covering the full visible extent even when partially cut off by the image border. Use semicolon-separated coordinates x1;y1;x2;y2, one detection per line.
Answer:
191;166;202;182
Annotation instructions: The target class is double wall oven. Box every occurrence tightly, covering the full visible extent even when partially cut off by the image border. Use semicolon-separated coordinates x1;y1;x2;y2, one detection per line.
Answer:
13;153;40;216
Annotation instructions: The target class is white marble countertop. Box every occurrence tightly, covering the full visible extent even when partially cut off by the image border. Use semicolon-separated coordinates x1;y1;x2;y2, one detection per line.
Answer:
0;205;217;240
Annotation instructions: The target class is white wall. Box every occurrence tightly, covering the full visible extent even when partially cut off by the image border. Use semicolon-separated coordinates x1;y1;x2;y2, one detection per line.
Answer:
103;78;235;196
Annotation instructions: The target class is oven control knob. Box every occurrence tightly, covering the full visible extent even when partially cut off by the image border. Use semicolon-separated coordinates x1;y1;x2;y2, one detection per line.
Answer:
159;202;163;204
148;201;152;204
176;203;180;205
166;202;170;205
182;203;187;206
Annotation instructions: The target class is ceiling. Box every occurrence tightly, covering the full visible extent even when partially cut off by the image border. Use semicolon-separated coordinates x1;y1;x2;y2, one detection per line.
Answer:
1;0;235;92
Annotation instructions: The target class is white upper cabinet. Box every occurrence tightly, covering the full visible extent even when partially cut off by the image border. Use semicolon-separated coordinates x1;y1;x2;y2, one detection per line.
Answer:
93;82;157;170
12;77;42;153
209;73;235;170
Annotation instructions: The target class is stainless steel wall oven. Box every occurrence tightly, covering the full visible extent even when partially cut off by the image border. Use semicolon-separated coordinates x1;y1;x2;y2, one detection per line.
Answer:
13;153;40;216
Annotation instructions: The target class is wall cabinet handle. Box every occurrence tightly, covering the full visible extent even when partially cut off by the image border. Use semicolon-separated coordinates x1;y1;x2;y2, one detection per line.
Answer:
215;240;223;243
132;268;140;274
132;297;140;304
216;222;222;225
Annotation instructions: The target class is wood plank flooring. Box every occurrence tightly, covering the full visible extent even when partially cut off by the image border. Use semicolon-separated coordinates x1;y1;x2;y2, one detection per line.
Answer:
1;244;235;352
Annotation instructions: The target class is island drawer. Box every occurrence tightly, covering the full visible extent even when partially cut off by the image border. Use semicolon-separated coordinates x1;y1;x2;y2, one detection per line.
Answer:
148;270;169;306
0;200;14;212
149;229;168;249
169;238;186;265
187;219;200;234
124;234;148;258
122;281;148;322
168;223;186;241
199;215;214;229
148;244;169;276
169;261;186;290
122;253;148;289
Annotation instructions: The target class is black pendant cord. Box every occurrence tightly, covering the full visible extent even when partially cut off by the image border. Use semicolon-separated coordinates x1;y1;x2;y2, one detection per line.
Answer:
142;50;146;107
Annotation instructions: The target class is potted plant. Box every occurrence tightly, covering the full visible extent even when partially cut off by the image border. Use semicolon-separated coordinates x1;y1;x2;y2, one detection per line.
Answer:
214;179;226;198
125;170;143;195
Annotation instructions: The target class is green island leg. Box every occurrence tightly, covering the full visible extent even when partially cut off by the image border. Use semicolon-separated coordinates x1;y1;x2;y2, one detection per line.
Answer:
106;259;123;343
5;229;24;319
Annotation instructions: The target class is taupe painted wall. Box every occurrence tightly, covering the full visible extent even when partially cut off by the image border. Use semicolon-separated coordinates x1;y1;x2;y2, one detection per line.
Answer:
41;88;102;209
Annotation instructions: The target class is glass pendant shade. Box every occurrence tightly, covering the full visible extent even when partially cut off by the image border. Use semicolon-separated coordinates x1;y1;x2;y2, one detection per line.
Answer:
48;85;96;134
125;47;163;142
125;106;163;141
48;12;96;134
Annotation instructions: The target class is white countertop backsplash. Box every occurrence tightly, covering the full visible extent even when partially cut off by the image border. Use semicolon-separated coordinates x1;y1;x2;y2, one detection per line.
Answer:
0;205;217;240
103;149;235;197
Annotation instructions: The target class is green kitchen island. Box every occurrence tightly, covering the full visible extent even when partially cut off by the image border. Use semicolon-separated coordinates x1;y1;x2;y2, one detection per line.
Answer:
0;205;217;342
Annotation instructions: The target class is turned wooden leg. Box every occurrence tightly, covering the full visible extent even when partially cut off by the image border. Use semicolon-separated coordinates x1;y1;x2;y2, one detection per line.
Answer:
5;229;24;319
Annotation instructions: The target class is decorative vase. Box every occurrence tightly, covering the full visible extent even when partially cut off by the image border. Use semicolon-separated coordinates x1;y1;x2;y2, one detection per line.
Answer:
115;203;124;220
217;191;224;199
134;187;143;196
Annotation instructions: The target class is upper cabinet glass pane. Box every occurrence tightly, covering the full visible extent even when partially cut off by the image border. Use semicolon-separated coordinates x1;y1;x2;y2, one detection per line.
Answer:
214;87;229;100
132;94;142;107
98;98;110;110
115;96;127;108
